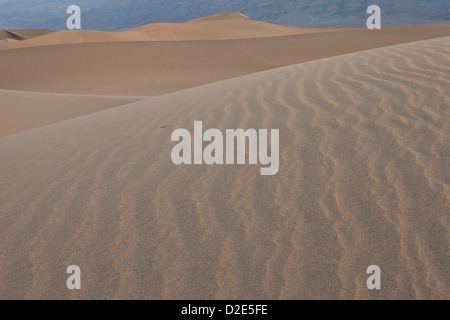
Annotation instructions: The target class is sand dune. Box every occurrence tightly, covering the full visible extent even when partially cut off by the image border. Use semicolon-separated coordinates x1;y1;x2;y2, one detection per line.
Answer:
0;37;448;299
1;12;449;53
2;20;448;140
119;12;333;41
0;90;145;137
0;12;335;51
1;25;449;97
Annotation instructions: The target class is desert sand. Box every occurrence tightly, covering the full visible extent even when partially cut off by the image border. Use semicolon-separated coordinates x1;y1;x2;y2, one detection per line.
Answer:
0;90;144;137
0;12;449;299
1;23;450;97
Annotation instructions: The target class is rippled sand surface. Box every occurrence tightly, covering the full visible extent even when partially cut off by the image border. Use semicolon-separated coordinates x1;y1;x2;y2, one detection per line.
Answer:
0;36;449;299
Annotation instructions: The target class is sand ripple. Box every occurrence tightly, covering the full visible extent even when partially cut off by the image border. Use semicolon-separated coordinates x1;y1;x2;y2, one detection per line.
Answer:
0;37;449;299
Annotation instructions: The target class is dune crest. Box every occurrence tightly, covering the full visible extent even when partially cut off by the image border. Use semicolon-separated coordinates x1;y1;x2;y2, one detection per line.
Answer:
188;12;252;22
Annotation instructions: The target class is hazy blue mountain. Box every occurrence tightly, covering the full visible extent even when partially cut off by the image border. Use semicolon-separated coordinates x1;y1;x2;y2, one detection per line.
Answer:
0;0;449;31
0;0;108;29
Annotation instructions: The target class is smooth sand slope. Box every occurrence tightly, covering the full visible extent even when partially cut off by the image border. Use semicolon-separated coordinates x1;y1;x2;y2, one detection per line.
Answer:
0;90;145;137
1;25;450;97
0;37;448;299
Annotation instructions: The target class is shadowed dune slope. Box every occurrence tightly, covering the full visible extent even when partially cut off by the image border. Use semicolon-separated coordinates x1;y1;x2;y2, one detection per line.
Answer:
0;29;53;41
0;37;449;299
0;90;145;137
1;25;449;96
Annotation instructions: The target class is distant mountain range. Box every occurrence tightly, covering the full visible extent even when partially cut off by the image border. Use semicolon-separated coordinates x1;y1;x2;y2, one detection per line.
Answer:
1;0;449;30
